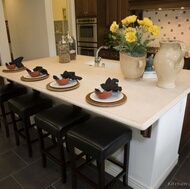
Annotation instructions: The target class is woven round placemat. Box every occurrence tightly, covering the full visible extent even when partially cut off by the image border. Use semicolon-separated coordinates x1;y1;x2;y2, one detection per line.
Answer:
20;74;49;82
46;81;79;92
3;67;26;73
86;92;127;107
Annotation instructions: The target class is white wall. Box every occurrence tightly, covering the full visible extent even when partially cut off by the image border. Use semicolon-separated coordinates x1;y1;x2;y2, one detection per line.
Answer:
52;0;67;21
3;0;56;61
67;0;76;38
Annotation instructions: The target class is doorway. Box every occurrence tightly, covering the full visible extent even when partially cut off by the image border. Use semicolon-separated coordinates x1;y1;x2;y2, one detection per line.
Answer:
52;0;69;54
2;0;56;61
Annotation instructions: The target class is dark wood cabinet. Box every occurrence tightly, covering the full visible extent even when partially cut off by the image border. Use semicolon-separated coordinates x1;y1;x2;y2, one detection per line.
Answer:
179;58;190;152
75;0;97;17
99;49;119;60
179;93;190;151
106;0;129;27
129;0;190;11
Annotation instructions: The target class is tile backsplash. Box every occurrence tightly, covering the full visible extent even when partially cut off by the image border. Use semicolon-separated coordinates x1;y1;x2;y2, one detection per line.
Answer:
144;9;190;51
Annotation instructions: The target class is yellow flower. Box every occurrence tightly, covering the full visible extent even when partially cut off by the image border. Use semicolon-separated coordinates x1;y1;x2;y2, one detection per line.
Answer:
143;17;153;26
149;25;160;36
110;21;119;33
122;15;137;25
137;17;153;27
126;27;134;32
122;18;128;25
109;15;160;56
125;31;136;43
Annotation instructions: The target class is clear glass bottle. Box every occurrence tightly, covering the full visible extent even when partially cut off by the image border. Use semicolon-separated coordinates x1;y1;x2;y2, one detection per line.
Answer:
58;36;70;63
65;31;76;60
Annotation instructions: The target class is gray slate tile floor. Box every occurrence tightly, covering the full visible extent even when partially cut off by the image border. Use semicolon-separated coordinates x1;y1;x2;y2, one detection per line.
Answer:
0;116;190;189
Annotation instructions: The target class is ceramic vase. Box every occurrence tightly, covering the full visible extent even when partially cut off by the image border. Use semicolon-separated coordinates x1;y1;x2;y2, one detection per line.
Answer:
120;52;146;81
153;40;186;89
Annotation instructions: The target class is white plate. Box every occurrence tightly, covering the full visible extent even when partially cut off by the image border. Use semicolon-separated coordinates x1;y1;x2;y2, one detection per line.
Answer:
90;91;123;103
50;80;77;88
23;73;47;79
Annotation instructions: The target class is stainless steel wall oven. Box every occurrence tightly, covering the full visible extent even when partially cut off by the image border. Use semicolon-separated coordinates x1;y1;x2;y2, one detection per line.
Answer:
76;18;97;42
76;18;98;56
77;42;97;56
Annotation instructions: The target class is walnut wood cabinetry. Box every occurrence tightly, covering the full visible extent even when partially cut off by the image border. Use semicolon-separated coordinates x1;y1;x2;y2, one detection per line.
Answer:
75;0;97;17
106;0;129;27
129;0;190;10
99;0;129;60
179;58;190;152
99;49;119;60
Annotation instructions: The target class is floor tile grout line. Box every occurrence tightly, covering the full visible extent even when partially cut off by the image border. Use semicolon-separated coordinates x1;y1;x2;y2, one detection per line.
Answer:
11;149;30;165
11;148;41;165
173;156;190;182
9;152;41;177
12;175;25;189
45;178;61;189
0;175;13;183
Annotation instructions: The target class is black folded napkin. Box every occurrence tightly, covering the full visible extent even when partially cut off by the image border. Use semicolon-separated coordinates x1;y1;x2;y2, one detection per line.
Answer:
6;56;24;68
27;66;48;75
53;71;82;81
95;77;122;92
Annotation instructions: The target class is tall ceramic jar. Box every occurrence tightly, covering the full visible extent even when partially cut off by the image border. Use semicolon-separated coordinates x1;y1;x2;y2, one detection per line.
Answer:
120;52;146;81
153;40;186;88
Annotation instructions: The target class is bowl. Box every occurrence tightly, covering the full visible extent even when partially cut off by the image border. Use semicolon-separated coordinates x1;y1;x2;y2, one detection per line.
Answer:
28;71;40;77
6;64;16;70
55;78;70;85
95;90;112;99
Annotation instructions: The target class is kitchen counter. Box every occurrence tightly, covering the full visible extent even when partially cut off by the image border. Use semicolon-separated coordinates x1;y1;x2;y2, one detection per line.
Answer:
0;55;190;131
0;55;190;189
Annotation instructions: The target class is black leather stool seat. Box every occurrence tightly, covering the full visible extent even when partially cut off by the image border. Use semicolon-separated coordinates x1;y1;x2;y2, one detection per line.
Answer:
35;104;90;137
0;82;27;137
34;104;90;183
8;92;53;118
67;117;132;189
8;92;53;157
0;82;27;103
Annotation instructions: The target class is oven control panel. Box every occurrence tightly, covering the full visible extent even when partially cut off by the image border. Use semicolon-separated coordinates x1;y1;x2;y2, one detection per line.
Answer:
77;18;97;24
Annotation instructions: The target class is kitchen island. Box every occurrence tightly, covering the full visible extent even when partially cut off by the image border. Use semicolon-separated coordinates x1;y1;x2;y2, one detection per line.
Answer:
0;55;190;189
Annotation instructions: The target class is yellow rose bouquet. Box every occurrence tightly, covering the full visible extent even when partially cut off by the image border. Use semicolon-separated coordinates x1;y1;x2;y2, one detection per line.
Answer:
110;15;160;57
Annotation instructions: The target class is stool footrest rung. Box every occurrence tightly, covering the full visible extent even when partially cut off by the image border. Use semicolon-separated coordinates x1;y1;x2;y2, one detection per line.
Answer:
43;150;60;165
105;170;126;189
75;169;99;189
75;158;127;189
107;157;123;168
77;158;94;171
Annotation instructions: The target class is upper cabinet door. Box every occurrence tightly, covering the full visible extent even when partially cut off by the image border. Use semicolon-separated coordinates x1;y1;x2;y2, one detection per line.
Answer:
106;0;118;27
129;0;190;10
75;0;97;17
118;0;129;21
106;0;129;27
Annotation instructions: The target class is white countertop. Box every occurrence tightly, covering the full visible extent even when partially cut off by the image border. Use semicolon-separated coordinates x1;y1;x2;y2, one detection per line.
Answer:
1;55;190;131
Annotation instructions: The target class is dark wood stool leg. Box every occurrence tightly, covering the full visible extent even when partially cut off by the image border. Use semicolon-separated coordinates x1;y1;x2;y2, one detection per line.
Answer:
10;111;20;145
37;127;47;167
123;143;130;186
24;117;32;157
57;136;67;183
51;135;57;145
97;160;105;189
1;103;9;137
68;143;77;189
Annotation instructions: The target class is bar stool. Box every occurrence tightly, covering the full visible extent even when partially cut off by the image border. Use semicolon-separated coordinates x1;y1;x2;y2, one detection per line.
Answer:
67;117;132;189
34;104;90;183
0;81;27;137
7;91;53;157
